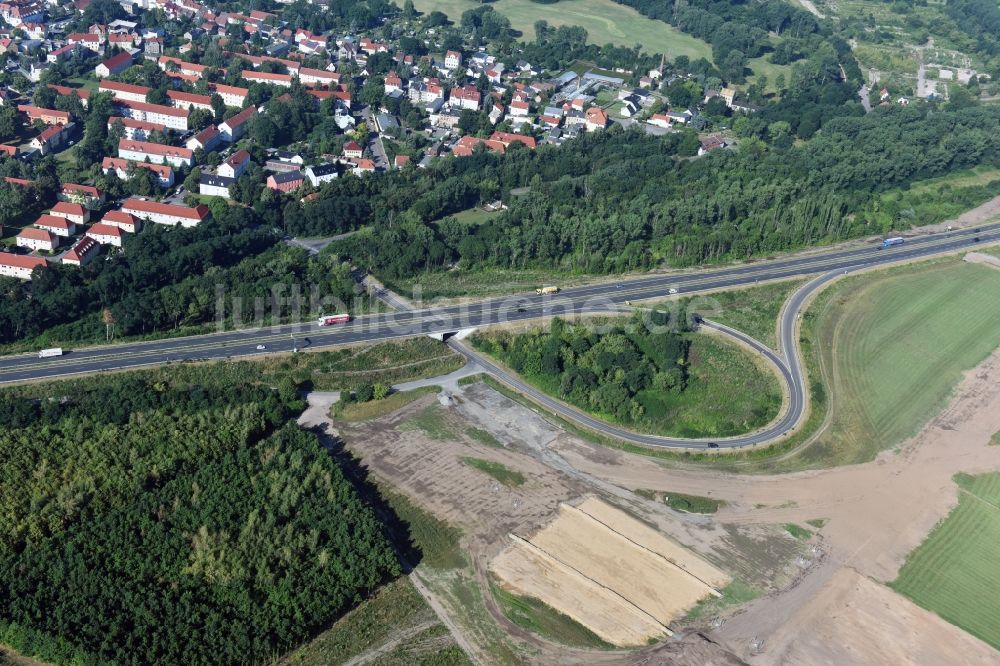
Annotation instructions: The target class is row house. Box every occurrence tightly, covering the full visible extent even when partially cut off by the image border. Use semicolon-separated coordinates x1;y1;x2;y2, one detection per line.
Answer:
47;84;89;108
208;82;248;108
120;198;209;228
101;210;140;233
109;116;166;141
0;252;46;280
100;80;150;103
18;104;71;125
60;183;104;208
299;67;339;87
166;89;212;112
116;99;188;131
243;70;292;87
102;157;175;188
158;55;207;79
118;139;194;168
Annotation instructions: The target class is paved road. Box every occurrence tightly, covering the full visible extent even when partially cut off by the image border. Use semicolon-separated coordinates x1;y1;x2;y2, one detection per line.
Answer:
3;223;1000;448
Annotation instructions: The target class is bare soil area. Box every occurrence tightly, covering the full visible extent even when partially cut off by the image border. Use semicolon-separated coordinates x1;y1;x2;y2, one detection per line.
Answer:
491;499;727;646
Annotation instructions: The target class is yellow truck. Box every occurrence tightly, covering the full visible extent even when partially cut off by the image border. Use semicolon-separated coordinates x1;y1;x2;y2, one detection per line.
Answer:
536;286;560;295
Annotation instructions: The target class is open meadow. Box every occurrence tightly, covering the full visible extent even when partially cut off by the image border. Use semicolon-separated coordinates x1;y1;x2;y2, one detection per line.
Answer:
804;258;1000;465
891;472;1000;650
410;0;712;58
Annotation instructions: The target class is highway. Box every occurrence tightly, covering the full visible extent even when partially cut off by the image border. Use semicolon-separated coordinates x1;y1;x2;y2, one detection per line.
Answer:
2;222;1000;449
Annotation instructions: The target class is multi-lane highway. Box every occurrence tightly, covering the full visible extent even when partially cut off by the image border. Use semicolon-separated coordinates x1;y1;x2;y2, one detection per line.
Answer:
2;222;999;448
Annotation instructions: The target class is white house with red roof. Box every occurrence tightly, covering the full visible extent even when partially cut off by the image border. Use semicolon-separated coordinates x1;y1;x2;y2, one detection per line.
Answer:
102;157;175;188
96;51;133;78
343;140;363;159
60;183;105;208
219;149;250;179
101;210;140;233
0;252;46;280
118;140;194;168
186;125;221;152
86;223;124;247
50;201;90;225
34;214;76;237
100;80;150;103
219;106;256;142
63;235;100;266
17;227;58;252
121;199;209;228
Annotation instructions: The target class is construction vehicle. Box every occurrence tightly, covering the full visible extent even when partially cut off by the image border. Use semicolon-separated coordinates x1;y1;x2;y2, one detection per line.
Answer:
38;347;63;358
317;314;351;326
536;286;560;295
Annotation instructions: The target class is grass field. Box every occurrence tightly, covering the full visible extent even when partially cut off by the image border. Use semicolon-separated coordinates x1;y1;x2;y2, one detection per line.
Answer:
461;457;525;487
665;492;722;514
804;260;1000;465
491;584;613;649
380;487;467;570
891;473;1000;650
410;0;712;59
783;523;813;540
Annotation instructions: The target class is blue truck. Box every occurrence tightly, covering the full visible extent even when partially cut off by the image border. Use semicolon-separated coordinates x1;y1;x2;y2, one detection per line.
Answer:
881;237;904;249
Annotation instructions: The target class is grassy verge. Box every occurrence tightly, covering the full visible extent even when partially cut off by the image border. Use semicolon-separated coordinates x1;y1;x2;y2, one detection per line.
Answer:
277;577;464;665
682;279;805;350
333;386;440;422
783;523;813;540
891;473;1000;650
379;488;466;570
490;584;613;650
665;492;723;514
385;267;585;301
461;458;525;487
682;580;761;623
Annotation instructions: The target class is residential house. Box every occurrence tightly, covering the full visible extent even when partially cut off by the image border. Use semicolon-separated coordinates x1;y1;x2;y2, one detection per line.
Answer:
30;123;72;155
186;124;221;152
0;252;46;279
120;199;209;227
0;144;16;157
343;140;363;159
303;163;337;186
118;139;194;168
47;84;90;108
102;157;175;188
218;149;250;178
18;104;71;125
698;135;728;156
67;32;102;52
16;227;58;251
115;100;189;131
60;183;105;208
166;90;213;111
219;106;256;142
299;67;338;87
96;51;133;78
50;201;90;225
489;131;537;150
585;107;609;131
450;85;480;111
62;235;100;266
242;70;292;87
444;50;462;70
266;170;303;192
199;173;234;198
100;209;139;233
85;222;124;246
393;155;410;169
350;159;376;176
34;213;76;237
108;116;165;141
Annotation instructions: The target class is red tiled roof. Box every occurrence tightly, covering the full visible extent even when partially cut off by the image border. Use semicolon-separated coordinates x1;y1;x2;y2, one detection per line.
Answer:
102;210;137;226
119;139;193;159
87;223;123;237
0;252;46;270
35;214;73;230
166;90;212;106
121;199;208;220
99;51;133;70
222;106;256;129
103;157;174;179
100;80;151;96
117;99;189;118
51;201;86;216
18;227;55;242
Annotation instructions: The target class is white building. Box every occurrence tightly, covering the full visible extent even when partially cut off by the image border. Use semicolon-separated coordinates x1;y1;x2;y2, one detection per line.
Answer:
118;139;194;168
0;252;46;280
121;199;209;228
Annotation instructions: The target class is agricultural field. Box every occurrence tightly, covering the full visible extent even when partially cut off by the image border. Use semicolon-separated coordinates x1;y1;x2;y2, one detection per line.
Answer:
410;0;712;59
803;259;1000;466
891;473;1000;650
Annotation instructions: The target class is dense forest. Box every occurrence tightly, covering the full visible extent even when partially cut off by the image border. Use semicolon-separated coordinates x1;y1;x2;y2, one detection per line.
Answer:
472;314;690;423
326;104;1000;278
0;372;399;665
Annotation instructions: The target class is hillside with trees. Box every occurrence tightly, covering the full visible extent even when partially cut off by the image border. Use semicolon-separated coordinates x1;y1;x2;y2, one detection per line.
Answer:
0;372;399;665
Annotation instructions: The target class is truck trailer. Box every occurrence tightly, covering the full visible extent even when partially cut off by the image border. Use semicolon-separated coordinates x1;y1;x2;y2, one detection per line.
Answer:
317;314;351;326
536;286;560;295
881;237;904;248
38;347;63;358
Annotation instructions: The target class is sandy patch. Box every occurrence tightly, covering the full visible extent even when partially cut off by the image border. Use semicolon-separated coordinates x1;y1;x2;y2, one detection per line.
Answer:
491;498;727;646
760;567;998;665
964;251;1000;270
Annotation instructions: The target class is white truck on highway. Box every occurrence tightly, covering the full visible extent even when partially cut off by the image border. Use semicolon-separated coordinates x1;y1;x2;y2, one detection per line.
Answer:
38;347;63;358
536;286;560;295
